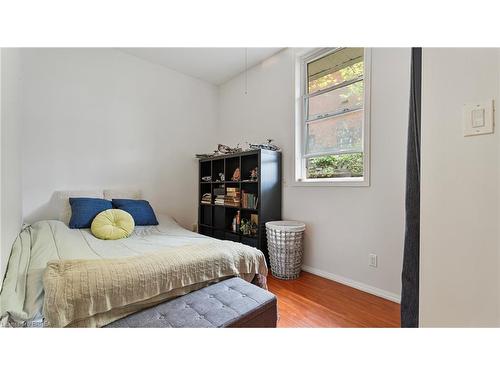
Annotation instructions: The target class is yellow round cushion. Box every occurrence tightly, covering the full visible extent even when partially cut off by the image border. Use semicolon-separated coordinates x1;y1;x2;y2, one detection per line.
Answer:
91;209;135;240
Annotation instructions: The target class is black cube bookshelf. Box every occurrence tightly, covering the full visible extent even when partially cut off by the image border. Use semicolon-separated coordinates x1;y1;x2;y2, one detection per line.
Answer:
198;149;281;261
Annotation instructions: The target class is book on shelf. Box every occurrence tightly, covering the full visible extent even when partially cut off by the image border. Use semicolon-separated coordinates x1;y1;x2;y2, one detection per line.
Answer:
224;187;240;207
200;193;212;205
214;194;225;205
241;191;258;209
226;187;240;195
224;196;240;206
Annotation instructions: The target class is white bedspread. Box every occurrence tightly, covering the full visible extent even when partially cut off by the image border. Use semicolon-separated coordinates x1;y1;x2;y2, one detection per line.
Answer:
0;214;264;327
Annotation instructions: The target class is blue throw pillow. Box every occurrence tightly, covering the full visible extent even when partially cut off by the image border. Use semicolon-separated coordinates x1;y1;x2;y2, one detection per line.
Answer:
68;197;113;229
112;199;159;226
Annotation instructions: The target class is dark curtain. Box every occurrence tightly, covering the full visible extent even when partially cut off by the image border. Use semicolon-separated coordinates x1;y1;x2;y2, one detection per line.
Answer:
401;48;421;328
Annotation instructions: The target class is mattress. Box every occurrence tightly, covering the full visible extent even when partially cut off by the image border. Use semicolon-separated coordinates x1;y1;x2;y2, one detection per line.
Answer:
0;214;267;327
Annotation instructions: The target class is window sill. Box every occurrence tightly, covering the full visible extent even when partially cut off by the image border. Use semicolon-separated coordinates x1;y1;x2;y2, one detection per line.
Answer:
288;177;369;187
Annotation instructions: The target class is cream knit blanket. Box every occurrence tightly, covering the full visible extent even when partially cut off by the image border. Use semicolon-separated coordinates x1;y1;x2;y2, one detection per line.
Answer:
43;241;267;327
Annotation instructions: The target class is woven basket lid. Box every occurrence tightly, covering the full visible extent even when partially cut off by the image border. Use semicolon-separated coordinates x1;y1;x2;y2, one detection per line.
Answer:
265;221;305;232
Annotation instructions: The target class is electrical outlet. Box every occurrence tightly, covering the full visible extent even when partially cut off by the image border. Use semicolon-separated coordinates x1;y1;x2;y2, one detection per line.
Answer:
369;253;378;268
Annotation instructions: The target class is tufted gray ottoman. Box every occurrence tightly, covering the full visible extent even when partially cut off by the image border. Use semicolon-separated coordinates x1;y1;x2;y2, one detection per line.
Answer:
105;277;277;328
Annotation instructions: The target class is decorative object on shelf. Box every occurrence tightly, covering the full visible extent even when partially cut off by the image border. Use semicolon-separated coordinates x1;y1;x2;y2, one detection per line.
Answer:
240;218;258;237
251;214;259;226
195;143;242;158
218;143;242;155
249;139;281;152
232;216;237;232
218;172;225;182
240;219;250;236
231;168;240;181
250;167;258;181
236;210;241;232
196;140;282;159
201;176;212;182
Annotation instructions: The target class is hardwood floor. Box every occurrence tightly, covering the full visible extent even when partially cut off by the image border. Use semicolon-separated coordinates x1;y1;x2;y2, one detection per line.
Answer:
267;271;400;328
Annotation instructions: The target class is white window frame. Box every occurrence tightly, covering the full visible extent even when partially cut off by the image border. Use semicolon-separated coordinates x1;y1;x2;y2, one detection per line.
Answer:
293;47;371;187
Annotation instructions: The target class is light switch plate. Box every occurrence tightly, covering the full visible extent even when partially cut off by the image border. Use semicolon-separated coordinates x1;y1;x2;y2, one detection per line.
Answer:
463;101;494;137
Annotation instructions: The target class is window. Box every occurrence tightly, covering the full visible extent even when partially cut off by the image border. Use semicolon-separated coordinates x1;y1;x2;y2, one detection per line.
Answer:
295;48;371;186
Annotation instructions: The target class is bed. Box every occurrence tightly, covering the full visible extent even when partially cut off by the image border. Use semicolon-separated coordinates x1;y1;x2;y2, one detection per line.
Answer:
0;190;268;328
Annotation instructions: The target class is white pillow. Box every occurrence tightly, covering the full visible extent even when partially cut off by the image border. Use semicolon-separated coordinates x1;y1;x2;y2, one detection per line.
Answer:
103;189;142;201
54;190;104;225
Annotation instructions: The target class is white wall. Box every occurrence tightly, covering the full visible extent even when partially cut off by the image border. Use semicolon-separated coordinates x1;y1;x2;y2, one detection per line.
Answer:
420;48;500;327
0;48;23;286
218;48;410;300
20;48;218;229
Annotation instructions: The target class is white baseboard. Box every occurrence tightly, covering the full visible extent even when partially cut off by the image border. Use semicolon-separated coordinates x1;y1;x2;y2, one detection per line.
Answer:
301;265;401;303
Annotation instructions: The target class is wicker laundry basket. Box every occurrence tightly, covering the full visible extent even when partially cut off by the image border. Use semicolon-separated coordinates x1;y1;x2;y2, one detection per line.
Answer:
265;221;306;280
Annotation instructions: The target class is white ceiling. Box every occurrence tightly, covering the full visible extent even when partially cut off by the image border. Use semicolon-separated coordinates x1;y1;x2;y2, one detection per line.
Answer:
119;48;283;85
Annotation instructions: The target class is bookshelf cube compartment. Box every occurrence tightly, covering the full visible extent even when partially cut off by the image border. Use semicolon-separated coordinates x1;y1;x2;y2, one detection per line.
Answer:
199;205;212;226
225;185;241;208
200;161;211;182
225;156;240;182
213;183;225;207
199;226;212;237
240;210;259;239
241;182;258;210
212;159;224;183
241;154;258;182
213;206;225;229
225;207;240;232
200;183;211;203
